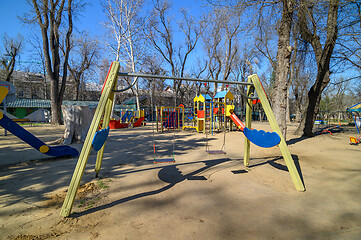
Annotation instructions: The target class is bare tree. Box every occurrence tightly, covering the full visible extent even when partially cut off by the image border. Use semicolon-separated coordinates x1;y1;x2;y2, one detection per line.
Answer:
102;0;149;110
331;2;361;87
98;58;110;86
208;0;295;138
0;34;23;82
142;55;167;117
232;44;257;118
203;15;222;93
66;33;99;100
290;67;312;123
148;0;203;103
235;0;295;137
202;6;243;93
295;0;340;136
28;34;49;99
24;0;75;125
254;10;278;106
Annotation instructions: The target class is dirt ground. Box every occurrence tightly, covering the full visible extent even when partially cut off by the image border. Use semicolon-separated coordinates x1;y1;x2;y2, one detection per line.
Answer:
0;121;361;240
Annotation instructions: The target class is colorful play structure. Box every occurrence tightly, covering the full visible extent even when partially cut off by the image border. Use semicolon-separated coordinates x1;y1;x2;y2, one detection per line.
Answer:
107;109;145;129
159;90;238;135
0;85;79;158
182;90;241;134
60;61;305;217
156;105;184;132
347;101;361;145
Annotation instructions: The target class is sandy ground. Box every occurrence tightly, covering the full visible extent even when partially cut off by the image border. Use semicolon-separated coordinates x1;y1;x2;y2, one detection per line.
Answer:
0;122;361;240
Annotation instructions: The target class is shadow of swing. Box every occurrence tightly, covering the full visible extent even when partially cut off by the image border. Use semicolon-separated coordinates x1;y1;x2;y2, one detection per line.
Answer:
157;158;228;183
71;158;229;217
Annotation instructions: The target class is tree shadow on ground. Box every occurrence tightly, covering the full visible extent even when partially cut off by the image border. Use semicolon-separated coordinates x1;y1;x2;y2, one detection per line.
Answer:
287;136;308;146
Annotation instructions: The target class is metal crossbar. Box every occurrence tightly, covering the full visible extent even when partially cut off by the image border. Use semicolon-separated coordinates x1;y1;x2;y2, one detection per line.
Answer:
117;72;253;86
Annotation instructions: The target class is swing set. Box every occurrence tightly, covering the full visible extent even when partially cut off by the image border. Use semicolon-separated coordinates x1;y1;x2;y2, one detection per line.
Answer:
152;94;179;163
60;61;305;217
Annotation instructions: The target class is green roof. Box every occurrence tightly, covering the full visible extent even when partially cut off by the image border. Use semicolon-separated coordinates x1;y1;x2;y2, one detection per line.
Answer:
6;98;50;108
3;98;127;110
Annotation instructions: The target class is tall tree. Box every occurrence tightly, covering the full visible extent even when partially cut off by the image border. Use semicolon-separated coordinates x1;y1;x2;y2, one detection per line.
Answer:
273;0;295;138
66;33;99;100
25;0;74;124
296;0;340;136
103;0;149;110
210;0;295;138
148;0;202;103
0;34;23;82
203;5;242;93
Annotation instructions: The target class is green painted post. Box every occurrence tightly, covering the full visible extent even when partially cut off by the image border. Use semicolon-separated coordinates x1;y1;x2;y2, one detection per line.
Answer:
250;74;305;191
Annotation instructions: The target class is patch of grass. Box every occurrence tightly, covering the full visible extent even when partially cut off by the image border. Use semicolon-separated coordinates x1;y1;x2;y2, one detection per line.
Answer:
86;205;94;209
97;179;111;189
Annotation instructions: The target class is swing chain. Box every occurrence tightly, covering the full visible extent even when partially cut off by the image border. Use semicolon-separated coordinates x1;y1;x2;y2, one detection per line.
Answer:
204;83;227;155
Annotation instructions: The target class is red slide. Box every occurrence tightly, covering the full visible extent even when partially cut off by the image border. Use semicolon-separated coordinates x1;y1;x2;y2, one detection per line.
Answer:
133;117;145;127
229;113;245;131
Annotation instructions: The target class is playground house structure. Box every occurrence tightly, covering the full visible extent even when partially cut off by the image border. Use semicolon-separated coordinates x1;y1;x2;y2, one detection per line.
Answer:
188;91;236;134
155;90;236;134
60;61;305;218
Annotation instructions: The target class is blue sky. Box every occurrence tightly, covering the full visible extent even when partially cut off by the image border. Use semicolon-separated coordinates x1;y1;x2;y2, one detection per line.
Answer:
0;0;205;37
0;0;32;37
0;0;205;71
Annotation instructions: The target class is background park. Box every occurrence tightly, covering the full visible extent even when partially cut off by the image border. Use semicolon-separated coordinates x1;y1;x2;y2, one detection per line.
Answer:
1;0;361;239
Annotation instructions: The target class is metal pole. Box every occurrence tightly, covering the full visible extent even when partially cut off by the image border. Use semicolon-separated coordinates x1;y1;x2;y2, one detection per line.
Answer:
117;72;253;86
4;97;7;136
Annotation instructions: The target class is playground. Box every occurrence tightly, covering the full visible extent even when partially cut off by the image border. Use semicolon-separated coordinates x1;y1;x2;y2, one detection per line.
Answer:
1;63;361;239
1;121;361;239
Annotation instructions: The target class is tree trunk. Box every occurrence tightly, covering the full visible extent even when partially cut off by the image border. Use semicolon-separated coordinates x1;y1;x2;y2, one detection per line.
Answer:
30;0;73;125
62;105;93;145
272;0;294;138
298;0;339;137
75;80;80;100
49;75;62;124
303;71;331;136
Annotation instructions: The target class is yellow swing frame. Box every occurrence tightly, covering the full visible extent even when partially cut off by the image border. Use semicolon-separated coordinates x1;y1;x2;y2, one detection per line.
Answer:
60;62;305;217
